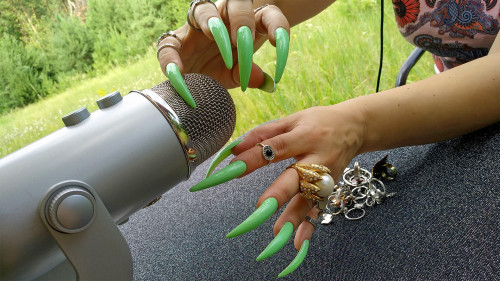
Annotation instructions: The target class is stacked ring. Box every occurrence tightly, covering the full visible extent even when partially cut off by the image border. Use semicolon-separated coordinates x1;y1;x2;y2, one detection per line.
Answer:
157;43;181;59
157;31;183;48
187;0;217;31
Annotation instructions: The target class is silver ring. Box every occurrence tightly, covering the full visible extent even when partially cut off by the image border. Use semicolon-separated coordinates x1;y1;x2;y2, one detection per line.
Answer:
253;3;269;13
157;31;183;48
188;0;217;32
157;43;181;58
256;143;275;165
304;216;316;229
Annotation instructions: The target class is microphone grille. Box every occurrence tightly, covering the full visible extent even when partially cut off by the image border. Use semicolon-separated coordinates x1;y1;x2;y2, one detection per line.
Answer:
149;74;236;166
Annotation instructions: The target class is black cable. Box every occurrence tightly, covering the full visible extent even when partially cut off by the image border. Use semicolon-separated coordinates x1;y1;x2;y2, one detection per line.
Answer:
376;0;384;92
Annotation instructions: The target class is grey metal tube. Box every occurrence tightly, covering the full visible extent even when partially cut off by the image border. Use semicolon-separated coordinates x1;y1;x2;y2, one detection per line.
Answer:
0;92;188;280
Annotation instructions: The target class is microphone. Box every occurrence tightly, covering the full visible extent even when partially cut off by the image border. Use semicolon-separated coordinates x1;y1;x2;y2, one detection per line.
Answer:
0;74;236;280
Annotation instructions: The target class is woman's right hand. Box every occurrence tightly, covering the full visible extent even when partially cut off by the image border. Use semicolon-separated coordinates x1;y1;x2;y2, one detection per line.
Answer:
157;0;290;107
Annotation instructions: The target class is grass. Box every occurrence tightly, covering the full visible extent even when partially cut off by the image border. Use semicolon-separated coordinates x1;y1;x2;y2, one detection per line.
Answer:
0;0;434;158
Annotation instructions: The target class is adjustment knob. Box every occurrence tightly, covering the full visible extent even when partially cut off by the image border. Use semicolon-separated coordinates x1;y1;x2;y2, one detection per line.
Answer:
62;107;90;127
46;186;96;233
97;91;123;109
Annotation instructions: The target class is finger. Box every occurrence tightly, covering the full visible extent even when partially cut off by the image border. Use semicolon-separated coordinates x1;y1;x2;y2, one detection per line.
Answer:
255;5;290;83
276;198;319;278
157;31;196;109
223;0;255;45
274;196;316;278
189;1;233;69
255;194;311;262
224;165;306;239
157;31;185;76
231;126;316;177
232;62;275;92
293;207;320;250
224;0;255;91
166;63;197;109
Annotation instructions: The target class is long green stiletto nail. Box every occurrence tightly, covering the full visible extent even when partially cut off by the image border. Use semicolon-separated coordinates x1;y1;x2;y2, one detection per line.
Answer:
190;161;246;192
226;197;278;238
256;222;293;261
166;63;197;109
259;72;276;93
205;139;243;178
278;240;309;278
275;28;289;84
208;17;233;69
236;26;253;91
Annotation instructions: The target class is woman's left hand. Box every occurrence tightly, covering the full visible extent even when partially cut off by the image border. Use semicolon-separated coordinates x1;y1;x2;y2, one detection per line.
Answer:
190;100;367;276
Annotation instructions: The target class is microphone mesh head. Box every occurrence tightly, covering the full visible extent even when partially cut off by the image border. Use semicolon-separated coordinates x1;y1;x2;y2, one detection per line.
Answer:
149;73;236;166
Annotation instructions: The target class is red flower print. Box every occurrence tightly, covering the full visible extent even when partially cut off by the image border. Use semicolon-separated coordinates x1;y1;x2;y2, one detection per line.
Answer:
393;0;421;27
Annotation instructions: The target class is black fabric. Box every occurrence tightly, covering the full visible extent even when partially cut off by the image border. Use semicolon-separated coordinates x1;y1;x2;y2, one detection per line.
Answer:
120;122;500;280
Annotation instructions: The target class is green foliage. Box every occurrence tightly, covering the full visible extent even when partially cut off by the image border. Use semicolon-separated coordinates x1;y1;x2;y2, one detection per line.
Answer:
0;0;186;114
86;0;186;73
0;34;55;113
48;14;94;75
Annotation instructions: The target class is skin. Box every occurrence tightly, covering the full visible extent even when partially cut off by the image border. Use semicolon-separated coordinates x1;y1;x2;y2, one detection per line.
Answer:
159;0;500;258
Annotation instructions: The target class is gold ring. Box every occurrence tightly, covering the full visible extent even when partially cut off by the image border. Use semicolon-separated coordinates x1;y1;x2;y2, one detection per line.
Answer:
288;163;335;205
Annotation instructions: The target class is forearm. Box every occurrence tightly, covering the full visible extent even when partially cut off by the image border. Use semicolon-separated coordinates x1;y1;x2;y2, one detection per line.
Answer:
355;51;500;154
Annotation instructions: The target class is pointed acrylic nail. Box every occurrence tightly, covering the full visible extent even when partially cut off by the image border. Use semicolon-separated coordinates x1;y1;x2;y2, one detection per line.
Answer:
226;197;278;238
166;63;197;109
205;139;243;178
208;17;233;69
256;222;293;261
190;160;246;192
237;26;253;92
259;72;276;93
278;240;309;278
275;28;289;84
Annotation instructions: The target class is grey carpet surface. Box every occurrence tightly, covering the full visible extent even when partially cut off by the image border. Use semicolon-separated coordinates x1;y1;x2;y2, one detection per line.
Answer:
120;122;500;281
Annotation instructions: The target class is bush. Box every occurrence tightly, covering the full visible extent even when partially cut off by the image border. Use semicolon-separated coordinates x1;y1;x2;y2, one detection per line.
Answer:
0;0;186;114
87;0;186;73
0;35;55;114
48;15;94;75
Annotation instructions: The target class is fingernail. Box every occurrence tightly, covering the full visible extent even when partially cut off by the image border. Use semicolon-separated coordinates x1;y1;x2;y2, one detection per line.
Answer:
237;26;253;92
205;139;243;178
166;63;197;109
190;161;246;192
278;240;309;278
208;17;233;69
256;222;293;261
258;72;276;93
226;197;278;238
275;28;289;84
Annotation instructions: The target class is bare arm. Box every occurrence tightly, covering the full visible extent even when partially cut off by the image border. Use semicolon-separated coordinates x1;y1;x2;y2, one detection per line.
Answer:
356;35;500;153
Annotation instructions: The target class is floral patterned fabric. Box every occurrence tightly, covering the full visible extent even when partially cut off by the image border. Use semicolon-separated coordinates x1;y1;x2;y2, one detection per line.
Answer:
392;0;499;71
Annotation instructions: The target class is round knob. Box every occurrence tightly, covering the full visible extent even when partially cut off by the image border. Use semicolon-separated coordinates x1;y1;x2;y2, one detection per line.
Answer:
96;91;123;109
46;187;96;233
62;107;90;127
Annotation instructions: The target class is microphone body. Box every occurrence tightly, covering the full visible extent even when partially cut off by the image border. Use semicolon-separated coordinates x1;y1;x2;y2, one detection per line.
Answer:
0;74;236;280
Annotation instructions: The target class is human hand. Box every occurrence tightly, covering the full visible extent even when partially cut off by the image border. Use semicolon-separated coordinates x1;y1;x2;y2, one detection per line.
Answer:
189;101;367;277
157;0;290;108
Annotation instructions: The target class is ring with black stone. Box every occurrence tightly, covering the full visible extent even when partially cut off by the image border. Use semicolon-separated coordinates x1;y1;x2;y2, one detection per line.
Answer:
256;143;275;165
